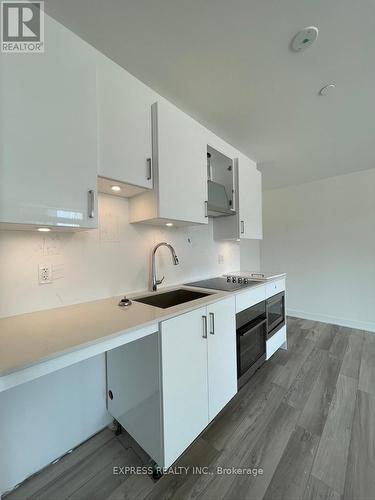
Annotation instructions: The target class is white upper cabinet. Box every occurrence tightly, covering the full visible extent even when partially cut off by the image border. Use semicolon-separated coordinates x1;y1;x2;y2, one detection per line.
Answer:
0;14;98;231
96;55;154;191
129;100;208;225
238;155;263;239
213;155;263;240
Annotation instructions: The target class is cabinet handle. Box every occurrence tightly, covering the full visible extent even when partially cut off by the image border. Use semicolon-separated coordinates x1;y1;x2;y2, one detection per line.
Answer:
209;312;215;335
146;158;152;181
202;315;208;339
205;201;208;218
240;220;245;234
88;190;95;219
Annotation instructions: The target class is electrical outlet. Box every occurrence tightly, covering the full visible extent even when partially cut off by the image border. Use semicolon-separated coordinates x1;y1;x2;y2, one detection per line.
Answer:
218;254;224;264
39;264;52;284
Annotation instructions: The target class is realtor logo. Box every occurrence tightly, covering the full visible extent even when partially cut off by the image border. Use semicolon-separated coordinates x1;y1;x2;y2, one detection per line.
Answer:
1;1;44;52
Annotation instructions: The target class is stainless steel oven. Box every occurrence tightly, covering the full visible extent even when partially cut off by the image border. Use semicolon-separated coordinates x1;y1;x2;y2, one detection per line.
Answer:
236;300;267;388
266;291;285;339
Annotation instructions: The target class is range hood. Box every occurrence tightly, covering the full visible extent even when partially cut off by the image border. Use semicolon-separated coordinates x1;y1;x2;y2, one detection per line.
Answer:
207;180;236;217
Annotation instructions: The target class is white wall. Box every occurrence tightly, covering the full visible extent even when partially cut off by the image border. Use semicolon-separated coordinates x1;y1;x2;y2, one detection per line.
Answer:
0;193;239;318
261;168;375;332
0;355;110;495
240;240;261;271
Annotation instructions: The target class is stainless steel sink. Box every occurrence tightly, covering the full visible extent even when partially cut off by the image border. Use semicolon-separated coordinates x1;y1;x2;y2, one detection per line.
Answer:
133;288;212;309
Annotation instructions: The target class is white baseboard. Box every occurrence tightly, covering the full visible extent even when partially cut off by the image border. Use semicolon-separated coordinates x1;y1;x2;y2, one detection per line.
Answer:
287;308;375;333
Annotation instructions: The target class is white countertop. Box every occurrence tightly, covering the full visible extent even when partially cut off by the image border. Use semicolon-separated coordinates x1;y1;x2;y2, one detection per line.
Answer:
0;277;282;381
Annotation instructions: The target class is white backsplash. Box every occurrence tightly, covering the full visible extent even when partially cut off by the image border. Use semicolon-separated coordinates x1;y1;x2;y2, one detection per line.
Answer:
0;194;240;318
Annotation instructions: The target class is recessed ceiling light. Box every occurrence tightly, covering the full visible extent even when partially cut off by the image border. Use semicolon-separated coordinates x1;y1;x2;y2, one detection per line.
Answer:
319;84;336;96
111;185;121;192
291;26;319;52
37;227;51;232
166;222;173;227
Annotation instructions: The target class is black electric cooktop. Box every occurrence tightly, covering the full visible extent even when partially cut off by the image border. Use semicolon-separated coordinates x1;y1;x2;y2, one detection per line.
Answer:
185;277;257;292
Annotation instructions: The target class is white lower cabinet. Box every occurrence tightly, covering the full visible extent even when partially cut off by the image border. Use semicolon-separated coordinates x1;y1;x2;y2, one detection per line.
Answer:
206;298;237;421
106;296;237;469
161;306;209;466
161;296;237;465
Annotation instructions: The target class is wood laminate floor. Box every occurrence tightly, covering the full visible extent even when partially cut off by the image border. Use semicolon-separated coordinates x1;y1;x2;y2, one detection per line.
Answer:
5;318;375;500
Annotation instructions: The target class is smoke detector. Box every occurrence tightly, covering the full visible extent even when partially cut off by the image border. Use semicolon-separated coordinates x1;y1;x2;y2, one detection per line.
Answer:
291;27;319;52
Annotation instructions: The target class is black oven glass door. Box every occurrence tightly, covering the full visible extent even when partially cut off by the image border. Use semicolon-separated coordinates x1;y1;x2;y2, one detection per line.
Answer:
267;292;285;338
237;319;266;378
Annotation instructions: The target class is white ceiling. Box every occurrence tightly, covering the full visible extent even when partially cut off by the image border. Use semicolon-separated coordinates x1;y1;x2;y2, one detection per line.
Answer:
45;0;375;189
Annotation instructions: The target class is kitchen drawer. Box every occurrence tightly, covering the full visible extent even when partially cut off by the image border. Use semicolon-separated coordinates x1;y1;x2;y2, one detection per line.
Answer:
266;279;285;299
235;285;266;313
266;325;287;360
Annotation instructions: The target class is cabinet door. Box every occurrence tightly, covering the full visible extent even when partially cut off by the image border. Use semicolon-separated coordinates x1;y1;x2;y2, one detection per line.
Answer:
97;55;153;189
0;14;97;230
153;101;208;224
106;333;163;467
160;307;209;466
238;156;263;239
207;297;237;421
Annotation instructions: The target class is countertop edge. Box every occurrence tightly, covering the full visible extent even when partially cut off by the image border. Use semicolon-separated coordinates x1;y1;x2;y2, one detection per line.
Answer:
0;276;286;379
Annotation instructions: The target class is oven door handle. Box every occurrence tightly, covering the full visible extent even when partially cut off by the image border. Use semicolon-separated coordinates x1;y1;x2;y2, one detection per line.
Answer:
238;318;267;337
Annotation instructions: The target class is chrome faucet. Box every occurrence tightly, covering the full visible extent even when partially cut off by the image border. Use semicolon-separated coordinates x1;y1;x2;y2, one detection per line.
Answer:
151;242;179;291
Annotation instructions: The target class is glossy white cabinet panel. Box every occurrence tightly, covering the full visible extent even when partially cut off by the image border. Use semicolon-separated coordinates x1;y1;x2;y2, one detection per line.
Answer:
213;155;263;240
106;333;163;466
156;101;208;224
266;325;287;360
97;54;154;190
160;306;209;466
266;278;286;299
235;285;266;313
207;297;237;421
0;14;98;230
238;156;263;240
129;100;208;225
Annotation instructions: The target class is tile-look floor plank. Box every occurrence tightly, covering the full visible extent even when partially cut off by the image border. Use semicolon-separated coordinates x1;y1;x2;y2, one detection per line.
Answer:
329;327;350;360
298;350;341;436
340;331;364;379
106;474;154;500
203;364;285;453
6;320;374;500
284;347;325;409
143;438;219;500
311;374;357;494
358;333;375;396
5;429;115;500
313;323;337;351
68;447;143;500
343;390;375;500
303;475;341;500
263;426;319;500
221;403;300;500
29;438;133;500
178;383;287;500
272;337;315;389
